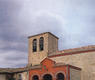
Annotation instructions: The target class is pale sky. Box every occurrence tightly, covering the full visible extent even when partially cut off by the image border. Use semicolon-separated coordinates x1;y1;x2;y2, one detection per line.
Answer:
0;0;95;68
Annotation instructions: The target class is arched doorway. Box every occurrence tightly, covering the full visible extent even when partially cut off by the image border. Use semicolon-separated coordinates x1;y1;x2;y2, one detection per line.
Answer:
32;75;39;80
43;74;52;80
56;73;65;80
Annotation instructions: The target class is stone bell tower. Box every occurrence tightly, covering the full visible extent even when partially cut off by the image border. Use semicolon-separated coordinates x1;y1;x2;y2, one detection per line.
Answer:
28;32;59;66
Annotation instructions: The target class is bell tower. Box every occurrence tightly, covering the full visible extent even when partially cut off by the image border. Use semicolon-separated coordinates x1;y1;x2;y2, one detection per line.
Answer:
28;32;59;66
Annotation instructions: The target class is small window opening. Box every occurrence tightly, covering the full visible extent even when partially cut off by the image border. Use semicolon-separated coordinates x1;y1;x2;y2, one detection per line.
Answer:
33;39;37;52
43;74;52;80
32;75;39;80
56;73;65;80
39;37;44;51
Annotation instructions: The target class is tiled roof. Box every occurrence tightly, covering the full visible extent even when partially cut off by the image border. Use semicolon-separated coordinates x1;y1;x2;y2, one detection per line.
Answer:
0;62;81;73
54;63;66;67
0;68;27;73
0;65;42;73
49;45;95;57
1;45;94;73
28;32;59;39
54;63;81;70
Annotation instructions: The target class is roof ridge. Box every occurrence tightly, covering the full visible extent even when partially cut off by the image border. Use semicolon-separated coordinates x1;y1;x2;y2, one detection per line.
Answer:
28;32;59;39
48;45;95;57
59;45;95;52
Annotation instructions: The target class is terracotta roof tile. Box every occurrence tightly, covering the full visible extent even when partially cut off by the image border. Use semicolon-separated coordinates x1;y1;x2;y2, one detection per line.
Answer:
49;45;95;56
0;65;41;73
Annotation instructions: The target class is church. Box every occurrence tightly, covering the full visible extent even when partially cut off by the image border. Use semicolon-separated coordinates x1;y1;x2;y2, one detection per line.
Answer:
0;32;95;80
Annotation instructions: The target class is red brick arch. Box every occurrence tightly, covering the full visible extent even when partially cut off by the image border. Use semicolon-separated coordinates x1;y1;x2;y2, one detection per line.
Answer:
41;72;54;79
31;73;40;80
55;71;66;78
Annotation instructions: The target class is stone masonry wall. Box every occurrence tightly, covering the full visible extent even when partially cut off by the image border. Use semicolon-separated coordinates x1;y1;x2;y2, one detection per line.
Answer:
28;32;58;66
14;72;29;80
70;68;81;80
0;74;6;80
48;33;58;54
28;33;48;66
50;51;95;80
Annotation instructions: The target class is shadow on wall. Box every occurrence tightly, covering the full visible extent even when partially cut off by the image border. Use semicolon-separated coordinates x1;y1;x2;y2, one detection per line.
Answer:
6;74;15;80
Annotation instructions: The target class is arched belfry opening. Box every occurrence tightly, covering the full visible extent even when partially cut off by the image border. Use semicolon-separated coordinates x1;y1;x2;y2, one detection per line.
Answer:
39;37;44;51
43;74;52;80
33;39;37;52
28;32;59;66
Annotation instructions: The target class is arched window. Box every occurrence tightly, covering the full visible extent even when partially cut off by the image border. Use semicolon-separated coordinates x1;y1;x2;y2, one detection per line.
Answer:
39;37;44;51
43;74;52;80
32;75;39;80
56;73;65;80
33;39;37;52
